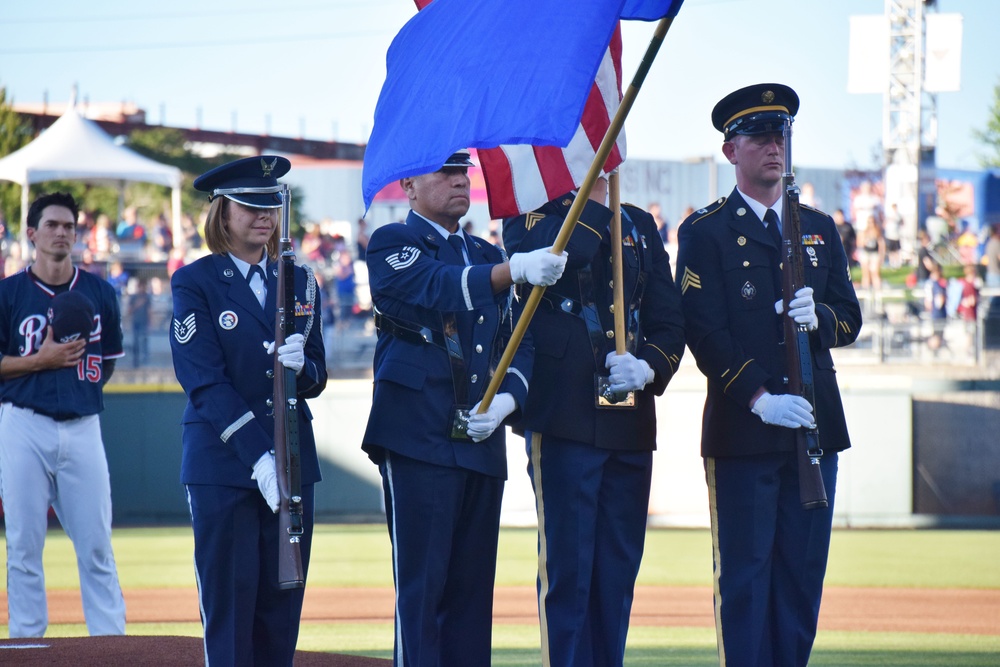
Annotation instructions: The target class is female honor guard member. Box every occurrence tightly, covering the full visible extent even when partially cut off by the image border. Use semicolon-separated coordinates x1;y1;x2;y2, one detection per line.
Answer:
362;150;566;667
503;178;686;667
170;156;327;666
675;84;862;666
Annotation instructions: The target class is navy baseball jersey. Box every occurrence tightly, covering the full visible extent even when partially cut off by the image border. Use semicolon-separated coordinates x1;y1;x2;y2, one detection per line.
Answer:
0;266;124;418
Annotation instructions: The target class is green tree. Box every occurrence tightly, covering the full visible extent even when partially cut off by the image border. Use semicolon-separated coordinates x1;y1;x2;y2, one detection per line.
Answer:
0;86;35;237
973;77;1000;168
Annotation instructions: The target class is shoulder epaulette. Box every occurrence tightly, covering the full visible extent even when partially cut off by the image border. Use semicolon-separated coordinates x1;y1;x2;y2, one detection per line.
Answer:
689;197;727;225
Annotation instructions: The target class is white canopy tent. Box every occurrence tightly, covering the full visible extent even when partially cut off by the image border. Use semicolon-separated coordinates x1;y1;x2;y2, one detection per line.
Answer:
0;106;182;251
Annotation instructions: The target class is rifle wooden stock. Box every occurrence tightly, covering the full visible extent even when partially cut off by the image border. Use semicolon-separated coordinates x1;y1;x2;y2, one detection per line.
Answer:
274;186;305;588
780;122;828;511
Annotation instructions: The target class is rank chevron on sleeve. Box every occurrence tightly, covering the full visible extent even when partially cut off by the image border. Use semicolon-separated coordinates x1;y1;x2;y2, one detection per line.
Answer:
681;266;701;294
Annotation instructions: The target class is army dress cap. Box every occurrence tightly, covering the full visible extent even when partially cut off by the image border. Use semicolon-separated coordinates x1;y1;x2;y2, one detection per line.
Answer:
440;149;475;169
193;155;291;209
49;290;95;344
712;83;799;140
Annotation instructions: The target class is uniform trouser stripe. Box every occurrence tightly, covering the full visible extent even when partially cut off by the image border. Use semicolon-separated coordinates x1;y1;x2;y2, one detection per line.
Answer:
383;454;405;667
530;432;552;667
706;457;727;667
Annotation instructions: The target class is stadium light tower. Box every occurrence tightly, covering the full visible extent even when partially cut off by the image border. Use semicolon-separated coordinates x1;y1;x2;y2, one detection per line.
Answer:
849;0;961;251
883;0;937;246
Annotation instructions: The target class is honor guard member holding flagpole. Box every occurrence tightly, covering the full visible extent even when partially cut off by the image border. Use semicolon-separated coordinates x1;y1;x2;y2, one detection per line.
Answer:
170;156;327;666
674;84;861;666
503;177;686;667
362;150;567;667
0;192;126;638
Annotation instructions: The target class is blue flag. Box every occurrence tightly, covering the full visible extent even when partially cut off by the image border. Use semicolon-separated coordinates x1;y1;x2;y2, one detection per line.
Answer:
362;0;684;210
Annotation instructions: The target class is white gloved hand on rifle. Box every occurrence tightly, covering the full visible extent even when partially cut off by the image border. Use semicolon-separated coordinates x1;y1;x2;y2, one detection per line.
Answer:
774;287;818;332
251;452;279;513
751;391;815;429
265;333;305;375
466;393;517;443
509;246;568;286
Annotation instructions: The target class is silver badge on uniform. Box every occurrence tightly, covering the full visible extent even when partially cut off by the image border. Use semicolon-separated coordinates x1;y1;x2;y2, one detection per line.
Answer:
224;268;234;278
741;281;757;300
219;310;239;330
173;313;196;344
806;246;818;267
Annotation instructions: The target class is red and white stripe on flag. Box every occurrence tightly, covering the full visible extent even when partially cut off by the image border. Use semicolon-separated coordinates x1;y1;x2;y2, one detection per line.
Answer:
479;26;626;219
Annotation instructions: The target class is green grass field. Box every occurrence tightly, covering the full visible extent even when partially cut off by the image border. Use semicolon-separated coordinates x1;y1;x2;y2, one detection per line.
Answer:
2;525;998;665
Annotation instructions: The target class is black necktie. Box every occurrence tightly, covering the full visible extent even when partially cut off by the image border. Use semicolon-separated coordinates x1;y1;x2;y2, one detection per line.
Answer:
764;209;782;247
448;234;468;265
247;265;266;308
246;265;265;283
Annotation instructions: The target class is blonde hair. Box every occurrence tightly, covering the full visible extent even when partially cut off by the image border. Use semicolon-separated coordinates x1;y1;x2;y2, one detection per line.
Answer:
203;197;280;261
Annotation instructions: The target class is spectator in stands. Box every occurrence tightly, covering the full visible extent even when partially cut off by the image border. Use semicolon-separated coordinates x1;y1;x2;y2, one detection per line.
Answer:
858;214;884;293
356;218;370;261
649;201;669;246
925;261;948;354
333;249;356;330
88;213;115;260
152;213;173;260
107;261;129;298
883;203;903;269
957;263;980;350
126;276;151;367
982;224;1000;288
833;208;857;269
916;230;936;285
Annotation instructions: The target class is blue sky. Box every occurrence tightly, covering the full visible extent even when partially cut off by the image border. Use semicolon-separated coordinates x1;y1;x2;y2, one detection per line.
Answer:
1;0;997;172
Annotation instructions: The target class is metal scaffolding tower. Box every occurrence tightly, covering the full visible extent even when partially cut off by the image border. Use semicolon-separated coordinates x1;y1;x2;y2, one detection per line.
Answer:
883;0;938;244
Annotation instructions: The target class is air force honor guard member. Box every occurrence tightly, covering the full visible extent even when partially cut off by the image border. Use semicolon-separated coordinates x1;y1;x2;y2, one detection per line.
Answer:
363;150;567;667
170;156;327;666
674;84;861;666
503;177;687;667
0;192;126;638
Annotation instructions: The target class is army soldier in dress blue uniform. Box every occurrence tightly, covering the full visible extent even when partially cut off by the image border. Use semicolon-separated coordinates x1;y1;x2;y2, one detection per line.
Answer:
362;150;567;667
503;177;686;667
170;156;327;666
674;84;862;666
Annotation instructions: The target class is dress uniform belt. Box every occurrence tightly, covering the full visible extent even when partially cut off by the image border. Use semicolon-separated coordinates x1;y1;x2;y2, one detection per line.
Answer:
373;308;469;406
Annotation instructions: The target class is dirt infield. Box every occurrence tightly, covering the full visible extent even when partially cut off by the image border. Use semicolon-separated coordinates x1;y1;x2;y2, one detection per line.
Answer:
0;585;996;665
2;584;997;635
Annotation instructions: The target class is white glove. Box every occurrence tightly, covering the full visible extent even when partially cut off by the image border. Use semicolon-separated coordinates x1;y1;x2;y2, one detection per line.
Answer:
508;247;568;286
775;287;818;332
251;452;279;513
604;351;654;392
751;391;815;429
265;333;305;375
466;393;517;443
788;287;818;331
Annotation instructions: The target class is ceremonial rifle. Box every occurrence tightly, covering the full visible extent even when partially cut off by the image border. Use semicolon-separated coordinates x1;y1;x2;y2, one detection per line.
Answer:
780;119;828;510
273;183;306;587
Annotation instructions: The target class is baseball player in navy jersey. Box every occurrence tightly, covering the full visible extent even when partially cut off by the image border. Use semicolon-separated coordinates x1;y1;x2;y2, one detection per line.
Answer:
362;150;566;666
170;156;327;666
0;192;126;638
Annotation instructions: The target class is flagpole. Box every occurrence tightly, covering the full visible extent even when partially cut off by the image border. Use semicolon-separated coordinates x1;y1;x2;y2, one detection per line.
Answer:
477;14;677;413
609;170;626;355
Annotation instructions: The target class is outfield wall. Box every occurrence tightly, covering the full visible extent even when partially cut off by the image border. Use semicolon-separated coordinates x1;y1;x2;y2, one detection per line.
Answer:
101;362;1000;527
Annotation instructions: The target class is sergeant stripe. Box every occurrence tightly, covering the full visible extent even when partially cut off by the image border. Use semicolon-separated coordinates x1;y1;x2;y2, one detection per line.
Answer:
506;366;528;393
220;411;254;443
722;359;754;394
